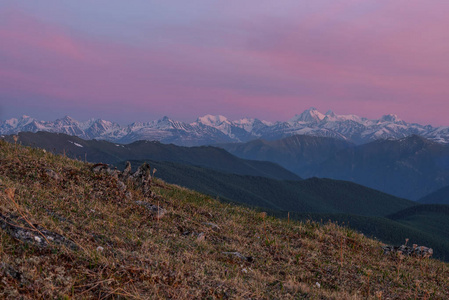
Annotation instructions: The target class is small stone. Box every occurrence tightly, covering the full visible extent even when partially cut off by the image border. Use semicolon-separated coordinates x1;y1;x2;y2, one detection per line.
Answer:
222;251;254;263
381;244;433;258
107;168;119;179
202;222;220;231
96;246;104;252
91;163;109;173
135;201;166;219
45;169;61;181
196;232;205;242
315;282;321;288
34;236;42;243
117;180;127;192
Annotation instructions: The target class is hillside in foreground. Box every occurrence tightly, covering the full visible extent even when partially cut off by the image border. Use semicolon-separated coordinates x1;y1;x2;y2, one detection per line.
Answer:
1;140;448;299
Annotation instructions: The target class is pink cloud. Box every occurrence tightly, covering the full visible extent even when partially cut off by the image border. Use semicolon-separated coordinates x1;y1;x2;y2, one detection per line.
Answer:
1;2;449;126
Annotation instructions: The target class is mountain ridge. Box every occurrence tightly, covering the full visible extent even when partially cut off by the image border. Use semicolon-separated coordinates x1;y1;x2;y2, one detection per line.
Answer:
218;134;355;175
2;108;449;146
218;134;449;200
303;135;449;200
419;185;449;205
1;131;300;181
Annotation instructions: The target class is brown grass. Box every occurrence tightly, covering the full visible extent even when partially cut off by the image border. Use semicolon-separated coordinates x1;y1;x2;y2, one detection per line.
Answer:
0;139;448;299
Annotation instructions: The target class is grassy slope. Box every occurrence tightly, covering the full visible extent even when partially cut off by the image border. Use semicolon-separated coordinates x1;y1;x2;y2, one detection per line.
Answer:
123;161;449;261
124;159;415;217
287;212;449;262
1;140;449;299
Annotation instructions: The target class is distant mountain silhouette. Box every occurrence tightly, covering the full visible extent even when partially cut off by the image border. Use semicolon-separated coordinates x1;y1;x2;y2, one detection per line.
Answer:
217;135;354;174
419;185;449;204
303;135;449;200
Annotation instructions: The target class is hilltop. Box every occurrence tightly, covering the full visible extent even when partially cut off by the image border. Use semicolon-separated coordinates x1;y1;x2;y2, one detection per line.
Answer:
1;140;448;299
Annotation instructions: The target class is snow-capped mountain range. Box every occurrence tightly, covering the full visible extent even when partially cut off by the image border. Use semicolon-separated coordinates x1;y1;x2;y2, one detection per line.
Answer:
1;108;448;146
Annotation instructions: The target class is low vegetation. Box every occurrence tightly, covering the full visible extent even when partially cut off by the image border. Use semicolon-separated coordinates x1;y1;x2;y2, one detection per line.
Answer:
1;140;448;299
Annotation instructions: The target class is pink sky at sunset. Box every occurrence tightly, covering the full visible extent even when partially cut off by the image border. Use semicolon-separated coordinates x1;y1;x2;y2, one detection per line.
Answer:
1;1;449;126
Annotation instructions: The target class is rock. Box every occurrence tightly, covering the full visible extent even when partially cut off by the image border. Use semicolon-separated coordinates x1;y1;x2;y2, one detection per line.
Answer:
45;169;61;181
413;245;433;258
132;163;152;197
196;232;205;242
91;163;119;178
1;263;22;281
202;222;220;231
122;161;132;178
382;244;433;258
90;161;157;201
119;162;155;198
135;201;166;219
106;167;119;179
117;180;127;192
222;251;254;263
91;163;109;173
0;212;77;250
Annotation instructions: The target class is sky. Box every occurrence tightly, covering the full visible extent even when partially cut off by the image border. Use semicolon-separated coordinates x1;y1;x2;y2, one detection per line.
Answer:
1;1;449;126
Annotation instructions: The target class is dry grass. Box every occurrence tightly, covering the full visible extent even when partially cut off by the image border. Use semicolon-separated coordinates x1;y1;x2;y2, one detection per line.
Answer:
0;139;448;299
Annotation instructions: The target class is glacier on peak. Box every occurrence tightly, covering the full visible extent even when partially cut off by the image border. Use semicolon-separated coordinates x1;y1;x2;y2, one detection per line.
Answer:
288;107;326;124
196;115;229;127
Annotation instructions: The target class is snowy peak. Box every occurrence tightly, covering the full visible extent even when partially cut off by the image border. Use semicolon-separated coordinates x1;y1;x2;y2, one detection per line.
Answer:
196;115;230;128
86;119;119;132
155;116;178;129
57;115;76;123
325;110;336;118
289;107;326;124
1;110;448;146
16;115;35;127
380;114;401;123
